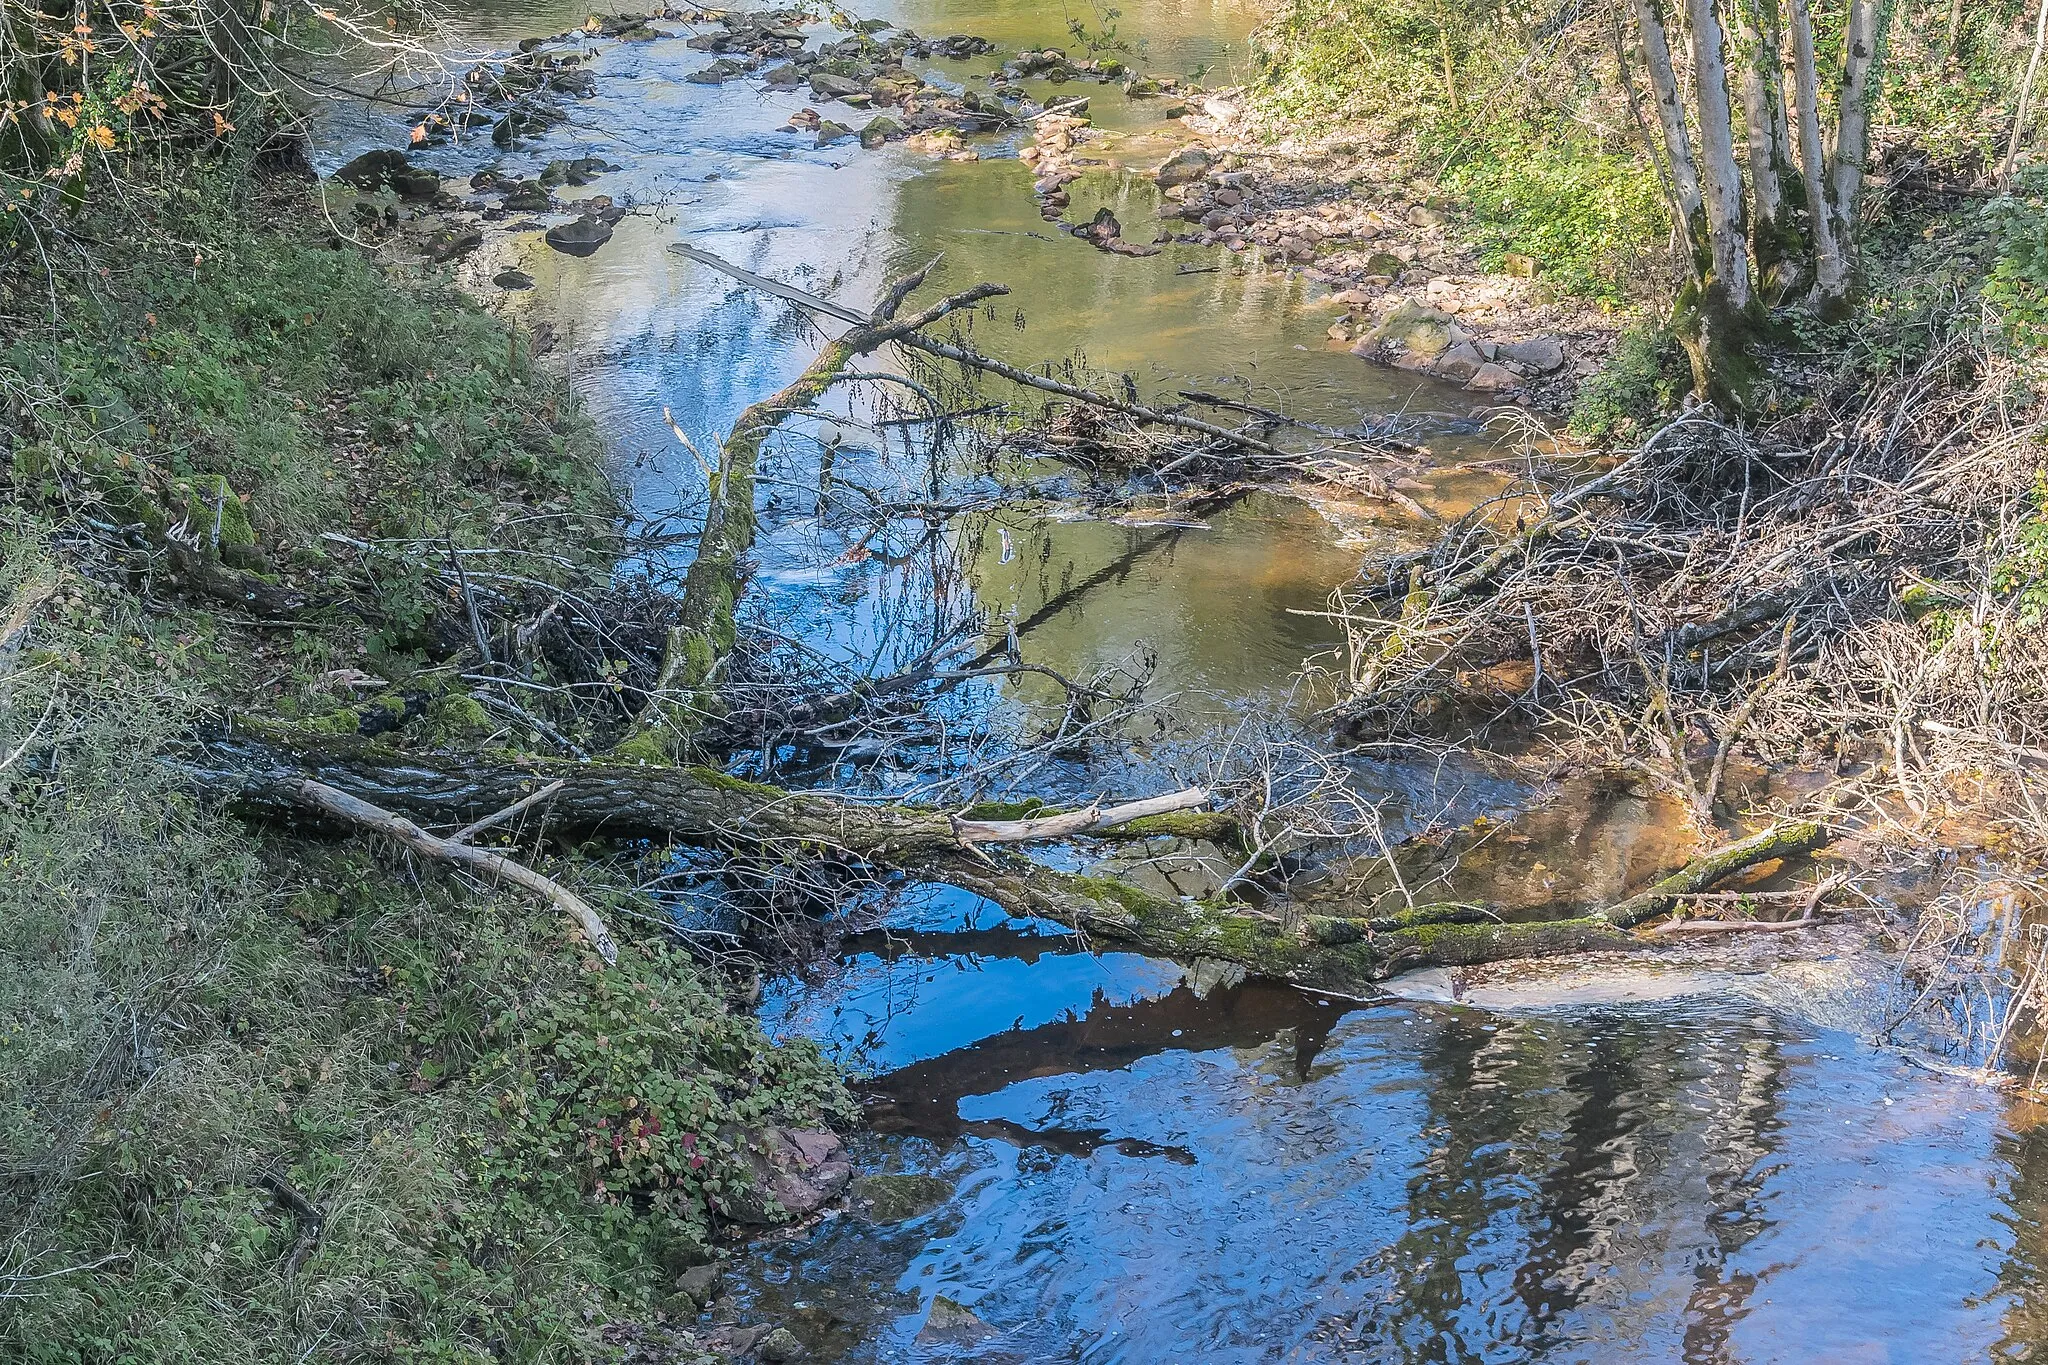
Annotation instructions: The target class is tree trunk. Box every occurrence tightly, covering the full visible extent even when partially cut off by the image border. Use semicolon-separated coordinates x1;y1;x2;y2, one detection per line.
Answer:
1686;0;1754;312
2002;0;2048;188
186;730;1835;995
1785;0;1849;305
1821;0;1890;310
1735;0;1805;299
1631;0;1709;262
615;263;1007;757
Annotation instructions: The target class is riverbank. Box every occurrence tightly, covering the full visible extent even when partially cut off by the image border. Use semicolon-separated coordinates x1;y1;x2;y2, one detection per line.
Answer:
0;176;854;1360
1143;96;1635;416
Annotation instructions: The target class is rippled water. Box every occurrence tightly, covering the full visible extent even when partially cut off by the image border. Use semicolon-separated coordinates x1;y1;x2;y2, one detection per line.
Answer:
755;891;2048;1363
313;0;2048;1356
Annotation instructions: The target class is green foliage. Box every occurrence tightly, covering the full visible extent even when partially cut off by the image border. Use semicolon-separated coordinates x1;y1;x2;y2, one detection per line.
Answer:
0;531;846;1362
1569;324;1686;442
1427;117;1668;306
1252;0;1484;127
4;183;609;554
1990;474;2048;625
1252;0;1664;302
1984;172;2048;350
0;198;843;1363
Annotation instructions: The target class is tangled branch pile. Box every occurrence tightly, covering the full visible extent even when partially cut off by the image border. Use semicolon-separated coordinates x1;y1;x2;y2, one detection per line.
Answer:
1332;324;2048;842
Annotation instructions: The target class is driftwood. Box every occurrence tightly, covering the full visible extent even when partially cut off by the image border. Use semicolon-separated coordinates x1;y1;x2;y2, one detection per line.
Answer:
1598;819;1828;926
950;787;1211;844
285;774;619;964
196;731;1834;990
669;243;1398;466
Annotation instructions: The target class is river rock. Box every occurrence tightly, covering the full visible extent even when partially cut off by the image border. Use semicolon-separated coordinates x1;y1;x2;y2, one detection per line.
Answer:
544;214;614;256
1154;145;1211;188
916;1297;995;1349
1500;335;1567;373
1432;341;1486;383
852;1173;955;1222
860;116;904;148
422;225;482;262
388;167;442;200
1076;206;1121;244
1465;361;1523;392
905;128;972;158
816;120;852;145
1407;203;1447;228
501;180;551;211
1357;298;1455;366
674;1263;722;1308
809;70;866;99
687;57;745;82
333;148;410;191
757;1327;805;1362
762;62;802;85
492;267;536;291
722;1127;852;1223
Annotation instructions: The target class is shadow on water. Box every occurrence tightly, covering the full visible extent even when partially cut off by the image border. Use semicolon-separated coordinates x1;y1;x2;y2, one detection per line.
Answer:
745;971;2041;1363
862;973;1349;1142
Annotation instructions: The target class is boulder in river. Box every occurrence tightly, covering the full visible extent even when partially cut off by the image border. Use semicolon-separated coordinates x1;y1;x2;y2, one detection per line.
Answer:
816;120;852;145
687;57;745;83
332;148;411;191
1466;361;1523;392
756;1327;805;1362
501;180;552;212
1356;298;1456;367
809;70;866;99
852;1172;955;1222
916;1297;996;1349
674;1262;722;1309
860;115;904;148
721;1126;852;1223
1432;341;1486;384
544;213;615;256
492;268;536;290
1154;145;1212;188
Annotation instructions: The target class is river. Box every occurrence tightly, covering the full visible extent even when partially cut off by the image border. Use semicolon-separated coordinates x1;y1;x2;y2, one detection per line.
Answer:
315;0;2048;1358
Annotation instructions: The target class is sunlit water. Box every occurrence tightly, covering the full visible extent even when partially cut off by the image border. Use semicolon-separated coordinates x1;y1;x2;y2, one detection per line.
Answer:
305;0;2048;1357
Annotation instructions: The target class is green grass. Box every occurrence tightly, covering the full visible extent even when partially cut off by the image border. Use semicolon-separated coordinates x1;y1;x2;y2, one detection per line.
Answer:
0;181;849;1363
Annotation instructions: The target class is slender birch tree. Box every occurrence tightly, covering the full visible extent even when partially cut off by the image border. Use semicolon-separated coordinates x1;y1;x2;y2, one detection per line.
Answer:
1627;0;1892;403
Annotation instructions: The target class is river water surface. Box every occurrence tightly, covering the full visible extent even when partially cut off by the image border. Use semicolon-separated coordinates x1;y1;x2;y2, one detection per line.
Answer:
315;0;2048;1357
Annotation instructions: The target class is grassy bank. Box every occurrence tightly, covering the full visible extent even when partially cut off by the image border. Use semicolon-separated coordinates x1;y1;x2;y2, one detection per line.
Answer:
0;174;847;1363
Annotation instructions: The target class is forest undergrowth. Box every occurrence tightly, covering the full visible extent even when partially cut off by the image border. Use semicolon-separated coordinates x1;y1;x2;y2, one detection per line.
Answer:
0;173;848;1362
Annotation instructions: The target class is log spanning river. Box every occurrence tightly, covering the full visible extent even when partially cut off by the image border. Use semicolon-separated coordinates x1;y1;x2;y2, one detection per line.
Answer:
317;0;2048;1357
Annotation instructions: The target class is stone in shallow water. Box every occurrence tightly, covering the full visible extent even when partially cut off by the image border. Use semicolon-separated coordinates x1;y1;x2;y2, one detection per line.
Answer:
852;1172;954;1222
544;215;614;257
916;1296;994;1349
757;1326;805;1361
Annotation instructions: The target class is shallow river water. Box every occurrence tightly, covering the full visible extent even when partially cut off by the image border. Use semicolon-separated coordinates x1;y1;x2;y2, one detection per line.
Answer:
314;0;2048;1357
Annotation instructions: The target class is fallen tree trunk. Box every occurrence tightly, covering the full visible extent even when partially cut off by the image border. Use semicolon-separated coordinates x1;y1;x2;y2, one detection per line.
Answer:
191;730;1835;991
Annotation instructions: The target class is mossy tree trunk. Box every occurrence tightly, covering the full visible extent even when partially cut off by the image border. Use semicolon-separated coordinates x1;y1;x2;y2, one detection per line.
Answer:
193;731;1836;996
